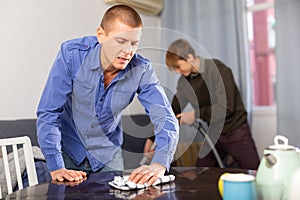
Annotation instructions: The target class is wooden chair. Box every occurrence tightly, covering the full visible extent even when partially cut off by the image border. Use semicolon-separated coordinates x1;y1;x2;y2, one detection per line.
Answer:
0;136;38;197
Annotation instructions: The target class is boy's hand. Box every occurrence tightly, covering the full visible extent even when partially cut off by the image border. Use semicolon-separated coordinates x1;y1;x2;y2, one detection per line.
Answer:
176;110;195;125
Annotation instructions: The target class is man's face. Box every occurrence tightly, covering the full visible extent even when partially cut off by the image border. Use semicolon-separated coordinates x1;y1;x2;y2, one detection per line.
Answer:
97;20;142;71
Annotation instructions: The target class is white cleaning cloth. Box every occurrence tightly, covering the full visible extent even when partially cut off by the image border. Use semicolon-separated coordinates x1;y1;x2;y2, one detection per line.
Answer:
109;174;175;190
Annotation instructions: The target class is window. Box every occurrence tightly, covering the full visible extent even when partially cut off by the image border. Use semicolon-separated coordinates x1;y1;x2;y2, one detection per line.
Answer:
246;0;276;106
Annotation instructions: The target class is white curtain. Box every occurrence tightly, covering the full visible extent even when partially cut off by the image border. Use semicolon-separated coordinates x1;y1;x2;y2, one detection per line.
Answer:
275;0;300;146
161;0;252;120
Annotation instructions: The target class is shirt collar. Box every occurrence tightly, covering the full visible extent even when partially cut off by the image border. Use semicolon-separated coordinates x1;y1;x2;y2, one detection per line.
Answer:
189;57;205;79
199;56;206;74
87;43;101;70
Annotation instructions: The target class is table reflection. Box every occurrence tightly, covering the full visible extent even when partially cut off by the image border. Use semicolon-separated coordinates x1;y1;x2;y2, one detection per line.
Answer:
110;182;176;200
7;167;249;200
46;171;177;200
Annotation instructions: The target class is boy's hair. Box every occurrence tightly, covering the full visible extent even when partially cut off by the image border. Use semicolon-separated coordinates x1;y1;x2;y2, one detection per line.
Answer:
100;5;143;34
166;39;196;70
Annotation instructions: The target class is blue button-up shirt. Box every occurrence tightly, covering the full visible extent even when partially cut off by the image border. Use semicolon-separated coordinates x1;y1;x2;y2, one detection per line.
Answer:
36;36;179;172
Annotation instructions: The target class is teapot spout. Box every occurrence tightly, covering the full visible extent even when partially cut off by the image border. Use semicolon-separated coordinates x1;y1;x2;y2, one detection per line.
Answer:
264;153;277;168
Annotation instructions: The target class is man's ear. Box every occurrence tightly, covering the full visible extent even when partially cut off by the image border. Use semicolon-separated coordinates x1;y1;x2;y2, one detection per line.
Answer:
187;54;195;63
96;27;105;43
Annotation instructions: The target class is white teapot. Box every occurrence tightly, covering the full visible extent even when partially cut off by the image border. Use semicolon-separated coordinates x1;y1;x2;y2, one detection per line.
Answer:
288;167;300;200
256;135;300;200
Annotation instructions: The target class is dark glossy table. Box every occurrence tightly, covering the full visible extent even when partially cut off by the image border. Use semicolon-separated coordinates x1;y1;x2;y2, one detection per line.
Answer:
6;167;254;200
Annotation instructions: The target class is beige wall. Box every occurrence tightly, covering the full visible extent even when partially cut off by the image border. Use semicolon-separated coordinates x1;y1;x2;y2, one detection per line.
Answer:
0;0;161;119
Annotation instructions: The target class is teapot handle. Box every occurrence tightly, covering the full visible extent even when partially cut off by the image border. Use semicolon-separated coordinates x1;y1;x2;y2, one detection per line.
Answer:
274;135;288;146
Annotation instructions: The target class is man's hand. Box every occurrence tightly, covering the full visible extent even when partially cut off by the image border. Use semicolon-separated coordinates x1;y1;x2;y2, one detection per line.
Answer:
128;163;166;185
50;168;87;182
176;110;195;125
51;176;87;186
143;138;155;162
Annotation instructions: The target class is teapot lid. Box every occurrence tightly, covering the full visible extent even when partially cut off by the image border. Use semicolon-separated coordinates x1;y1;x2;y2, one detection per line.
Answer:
268;135;296;150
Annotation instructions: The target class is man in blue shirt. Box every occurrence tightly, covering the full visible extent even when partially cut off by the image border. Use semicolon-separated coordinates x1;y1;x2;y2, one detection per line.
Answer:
36;5;179;185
